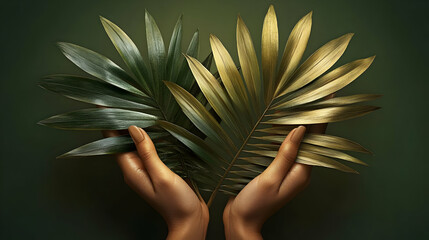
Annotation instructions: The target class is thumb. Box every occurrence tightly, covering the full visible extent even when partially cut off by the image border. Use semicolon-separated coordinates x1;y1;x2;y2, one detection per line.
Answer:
263;126;306;180
128;125;171;176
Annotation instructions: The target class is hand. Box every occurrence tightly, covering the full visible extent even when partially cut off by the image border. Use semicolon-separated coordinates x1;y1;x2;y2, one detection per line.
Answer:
223;124;327;240
103;126;209;240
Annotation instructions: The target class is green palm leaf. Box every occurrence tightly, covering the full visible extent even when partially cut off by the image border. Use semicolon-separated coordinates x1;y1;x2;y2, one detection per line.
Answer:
39;11;213;184
57;132;169;158
100;16;153;93
39;75;157;110
165;5;379;206
57;42;145;96
38;108;158;130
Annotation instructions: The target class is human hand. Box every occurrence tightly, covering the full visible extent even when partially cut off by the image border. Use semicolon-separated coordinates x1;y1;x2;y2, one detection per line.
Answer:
103;126;209;240
223;124;327;240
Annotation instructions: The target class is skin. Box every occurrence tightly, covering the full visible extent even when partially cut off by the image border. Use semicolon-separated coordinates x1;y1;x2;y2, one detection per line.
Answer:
222;94;334;240
103;127;209;240
102;96;331;239
223;124;328;240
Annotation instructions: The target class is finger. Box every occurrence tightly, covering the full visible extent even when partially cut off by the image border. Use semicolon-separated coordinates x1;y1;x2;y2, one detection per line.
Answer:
116;152;155;199
226;196;235;209
102;126;150;191
273;95;336;195
98;114;144;186
278;163;311;200
94;107;154;196
223;196;235;239
326;93;335;100
262;126;306;181
223;197;235;222
128;125;172;179
111;132;155;198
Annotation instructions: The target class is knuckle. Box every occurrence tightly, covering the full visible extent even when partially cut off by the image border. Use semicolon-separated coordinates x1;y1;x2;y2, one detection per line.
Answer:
277;144;298;162
137;146;152;160
281;155;296;165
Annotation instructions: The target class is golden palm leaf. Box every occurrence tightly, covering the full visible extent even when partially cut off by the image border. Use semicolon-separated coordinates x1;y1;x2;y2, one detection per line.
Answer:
164;5;380;206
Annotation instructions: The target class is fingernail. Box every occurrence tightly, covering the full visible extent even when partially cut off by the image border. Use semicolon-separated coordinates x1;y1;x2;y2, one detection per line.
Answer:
286;128;297;141
128;125;145;144
291;126;306;144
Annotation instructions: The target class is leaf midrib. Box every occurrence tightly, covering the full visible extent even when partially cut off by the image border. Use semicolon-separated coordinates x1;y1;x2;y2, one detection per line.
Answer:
207;98;275;207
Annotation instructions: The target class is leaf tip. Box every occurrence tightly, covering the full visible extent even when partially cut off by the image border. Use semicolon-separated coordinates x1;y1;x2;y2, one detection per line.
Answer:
358;55;376;67
209;34;220;46
56;153;69;159
37;82;47;90
265;5;277;20
163;80;173;88
37;120;47;126
361;145;373;155
144;9;152;20
182;53;191;60
346;32;355;40
56;41;66;48
56;42;74;53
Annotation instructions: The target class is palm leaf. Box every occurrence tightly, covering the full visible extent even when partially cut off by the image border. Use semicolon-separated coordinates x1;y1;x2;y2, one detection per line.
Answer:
57;132;169;158
38;75;157;110
40;6;380;207
100;16;153;94
39;11;214;184
38;108;158;130
165;5;379;206
57;42;145;97
261;5;278;104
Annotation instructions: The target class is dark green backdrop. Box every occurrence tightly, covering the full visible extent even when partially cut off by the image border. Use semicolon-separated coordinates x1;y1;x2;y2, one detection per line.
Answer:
1;0;428;239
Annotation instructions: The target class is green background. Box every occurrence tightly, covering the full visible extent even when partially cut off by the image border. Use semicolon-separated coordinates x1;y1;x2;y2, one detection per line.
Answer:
1;0;428;239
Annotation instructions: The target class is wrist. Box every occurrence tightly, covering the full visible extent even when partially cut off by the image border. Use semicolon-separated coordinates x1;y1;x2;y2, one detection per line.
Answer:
167;211;208;240
228;222;262;240
226;211;263;240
